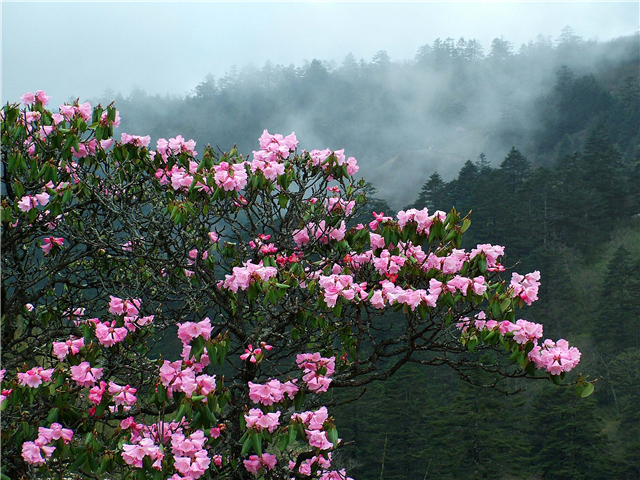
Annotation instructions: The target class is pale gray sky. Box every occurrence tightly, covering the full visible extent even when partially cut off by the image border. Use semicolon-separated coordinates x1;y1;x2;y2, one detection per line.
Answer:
2;1;638;105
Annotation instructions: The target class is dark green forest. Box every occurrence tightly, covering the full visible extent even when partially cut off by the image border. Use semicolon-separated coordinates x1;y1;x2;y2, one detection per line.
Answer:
100;28;640;479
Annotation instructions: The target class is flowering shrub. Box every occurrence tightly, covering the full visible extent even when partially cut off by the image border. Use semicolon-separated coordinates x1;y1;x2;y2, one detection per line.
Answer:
0;92;593;479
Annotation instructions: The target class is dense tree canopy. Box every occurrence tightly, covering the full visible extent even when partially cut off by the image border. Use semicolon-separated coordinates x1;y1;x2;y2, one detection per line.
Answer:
0;91;593;480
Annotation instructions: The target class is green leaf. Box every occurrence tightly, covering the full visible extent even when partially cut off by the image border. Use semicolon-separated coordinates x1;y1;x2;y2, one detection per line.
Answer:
279;432;289;452
157;384;166;404
252;433;262;455
327;427;339;446
581;382;595;398
87;454;99;472
241;435;252;456
68;451;87;471
478;256;487;274
500;298;511;313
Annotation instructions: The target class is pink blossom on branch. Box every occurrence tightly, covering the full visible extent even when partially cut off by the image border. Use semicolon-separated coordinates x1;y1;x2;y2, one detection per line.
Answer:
17;367;54;388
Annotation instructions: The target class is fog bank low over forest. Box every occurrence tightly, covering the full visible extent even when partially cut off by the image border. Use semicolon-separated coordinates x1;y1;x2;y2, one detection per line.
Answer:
98;28;640;479
104;27;639;210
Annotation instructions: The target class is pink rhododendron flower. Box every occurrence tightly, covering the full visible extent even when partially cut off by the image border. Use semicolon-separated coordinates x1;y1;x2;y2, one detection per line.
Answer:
88;381;107;405
20;92;36;105
108;382;138;406
51;336;84;361
95;320;128;347
510;271;541;305
221;260;277;292
70;362;103;388
108;296;141;316
306;429;335;450
77;102;92;121
22;441;55;466
529;338;581;375
41;236;64;255
244;453;277;475
38;423;73;444
121;133;151;148
35;90;51;105
100;138;115;149
176;318;212;345
244;408;281;433
297;352;335;393
17;196;38;212
17;367;54;388
214;161;248;191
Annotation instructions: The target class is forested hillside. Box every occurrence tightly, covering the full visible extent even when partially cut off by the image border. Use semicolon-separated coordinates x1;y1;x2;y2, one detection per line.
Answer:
101;28;640;479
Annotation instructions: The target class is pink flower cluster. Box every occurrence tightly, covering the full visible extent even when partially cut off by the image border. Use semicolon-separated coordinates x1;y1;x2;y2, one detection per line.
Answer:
250;130;296;180
428;276;487;297
17;367;54;388
122;438;164;470
320;470;354;480
159;360;216;399
121;133;151;148
88;381;107;405
292;406;334;452
155;160;199;191
109;295;141;316
70;361;104;388
51;336;84;361
529;339;582;375
308;148;359;176
156;135;197;160
214;161;248;191
22;423;73;466
244;453;277;476
171;430;211;479
370;280;437;311
100;109;121;128
368;211;393;231
248;379;298;405
289;453;332;477
396;208;446;234
58;101;92;122
244;408;281;433
457;312;581;375
248;234;278;255
220;260;277;292
296;353;335;393
240;342;273;363
258;129;298;156
293;220;346;247
325;197;355;216
108;381;138;406
20;90;50;106
177;318;212;345
17;192;49;212
41;236;64;255
470;244;506;271
372;249;407;277
510;271;541;305
95;320;128;347
87;297;154;347
71;138;98;158
318;272;368;308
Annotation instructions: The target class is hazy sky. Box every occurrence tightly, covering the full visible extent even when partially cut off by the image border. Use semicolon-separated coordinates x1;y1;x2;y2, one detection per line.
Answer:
2;1;638;105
